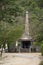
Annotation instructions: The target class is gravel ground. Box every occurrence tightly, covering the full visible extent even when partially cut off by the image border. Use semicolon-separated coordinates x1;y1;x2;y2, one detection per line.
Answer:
0;53;41;65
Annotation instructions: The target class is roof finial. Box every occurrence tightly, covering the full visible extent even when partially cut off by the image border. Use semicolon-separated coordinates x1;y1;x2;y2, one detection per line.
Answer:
26;11;28;14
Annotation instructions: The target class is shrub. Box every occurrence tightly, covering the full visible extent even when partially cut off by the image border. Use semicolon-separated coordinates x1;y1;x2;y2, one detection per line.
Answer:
41;44;43;56
39;61;43;65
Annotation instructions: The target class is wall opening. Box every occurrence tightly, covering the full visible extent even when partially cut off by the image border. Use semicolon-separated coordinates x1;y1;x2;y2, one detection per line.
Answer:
21;41;31;48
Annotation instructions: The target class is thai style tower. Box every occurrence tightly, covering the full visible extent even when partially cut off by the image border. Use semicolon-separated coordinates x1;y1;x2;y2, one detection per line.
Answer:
19;11;33;52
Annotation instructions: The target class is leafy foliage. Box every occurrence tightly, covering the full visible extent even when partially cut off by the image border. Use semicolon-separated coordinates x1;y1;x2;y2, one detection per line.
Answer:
0;0;43;50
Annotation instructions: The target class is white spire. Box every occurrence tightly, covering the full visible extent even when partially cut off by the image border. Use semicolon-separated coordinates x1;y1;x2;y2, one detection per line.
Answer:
25;11;29;35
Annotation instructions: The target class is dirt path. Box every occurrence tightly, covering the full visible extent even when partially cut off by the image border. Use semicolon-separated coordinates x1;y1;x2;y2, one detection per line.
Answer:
0;53;41;65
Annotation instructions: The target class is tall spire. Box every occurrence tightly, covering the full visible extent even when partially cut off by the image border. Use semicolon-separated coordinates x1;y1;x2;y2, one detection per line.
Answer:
19;11;32;41
25;11;29;35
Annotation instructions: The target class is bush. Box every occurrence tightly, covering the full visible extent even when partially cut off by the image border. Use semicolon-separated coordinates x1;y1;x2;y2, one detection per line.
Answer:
41;44;43;56
39;61;43;65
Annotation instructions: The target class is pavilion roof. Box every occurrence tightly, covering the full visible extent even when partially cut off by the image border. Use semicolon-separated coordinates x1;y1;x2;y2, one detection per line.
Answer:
19;33;33;41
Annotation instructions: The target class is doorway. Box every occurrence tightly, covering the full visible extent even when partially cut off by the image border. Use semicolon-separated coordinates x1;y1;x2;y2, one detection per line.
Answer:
21;41;31;48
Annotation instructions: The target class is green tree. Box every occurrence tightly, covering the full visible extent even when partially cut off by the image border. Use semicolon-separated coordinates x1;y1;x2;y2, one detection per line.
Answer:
0;0;43;54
